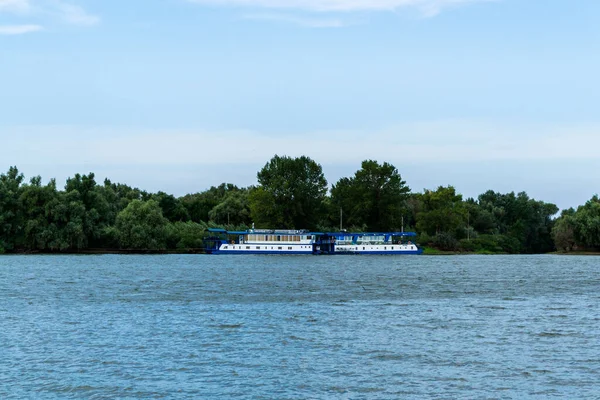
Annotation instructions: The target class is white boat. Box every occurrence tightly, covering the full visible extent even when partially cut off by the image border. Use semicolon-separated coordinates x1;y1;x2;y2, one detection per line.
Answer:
204;228;422;255
204;228;316;254
333;232;422;255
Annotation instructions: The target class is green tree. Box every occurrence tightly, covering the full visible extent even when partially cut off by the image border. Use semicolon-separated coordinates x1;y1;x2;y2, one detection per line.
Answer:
152;191;189;222
181;183;240;223
0;166;25;252
63;172;114;248
572;195;600;249
552;208;577;252
115;199;169;250
208;189;251;226
167;221;208;249
249;155;327;229
331;160;410;231
20;176;60;250
476;190;557;253
416;186;465;237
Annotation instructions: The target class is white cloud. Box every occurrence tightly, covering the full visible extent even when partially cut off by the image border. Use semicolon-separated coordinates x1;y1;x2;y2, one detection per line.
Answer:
1;120;597;207
242;12;348;27
0;0;99;30
2;121;599;168
187;0;491;14
0;23;41;34
53;2;99;26
0;0;31;14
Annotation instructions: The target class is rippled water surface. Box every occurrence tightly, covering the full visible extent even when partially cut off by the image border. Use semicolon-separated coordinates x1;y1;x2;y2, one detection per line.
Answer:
2;254;600;399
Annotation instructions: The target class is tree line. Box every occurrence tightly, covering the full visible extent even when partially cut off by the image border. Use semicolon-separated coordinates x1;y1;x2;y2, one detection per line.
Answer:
0;156;598;253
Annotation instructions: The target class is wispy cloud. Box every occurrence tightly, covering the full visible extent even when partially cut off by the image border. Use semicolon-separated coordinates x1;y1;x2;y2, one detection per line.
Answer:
0;0;99;33
0;23;41;34
242;12;348;27
3;121;599;168
1;121;597;207
0;0;31;13
187;0;491;14
52;2;99;26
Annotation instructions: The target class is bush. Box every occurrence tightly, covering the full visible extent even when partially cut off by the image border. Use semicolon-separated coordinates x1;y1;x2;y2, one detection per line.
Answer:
433;232;459;251
459;238;481;252
168;221;207;249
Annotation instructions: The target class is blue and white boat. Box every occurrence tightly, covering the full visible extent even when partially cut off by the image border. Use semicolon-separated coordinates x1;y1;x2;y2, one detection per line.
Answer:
204;228;422;255
332;232;422;255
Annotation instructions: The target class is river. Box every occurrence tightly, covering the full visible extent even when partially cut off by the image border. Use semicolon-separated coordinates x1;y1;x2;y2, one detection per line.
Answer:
1;254;599;398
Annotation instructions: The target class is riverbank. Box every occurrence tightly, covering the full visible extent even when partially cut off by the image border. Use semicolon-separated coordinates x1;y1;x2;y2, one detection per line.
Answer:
2;248;599;256
1;248;206;255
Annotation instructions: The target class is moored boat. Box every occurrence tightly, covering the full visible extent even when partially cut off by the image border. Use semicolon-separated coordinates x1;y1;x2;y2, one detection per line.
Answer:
203;228;316;255
332;232;422;255
204;228;422;255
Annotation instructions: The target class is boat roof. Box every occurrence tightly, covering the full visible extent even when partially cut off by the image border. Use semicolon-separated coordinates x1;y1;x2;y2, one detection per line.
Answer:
208;228;312;235
329;232;416;237
207;228;417;236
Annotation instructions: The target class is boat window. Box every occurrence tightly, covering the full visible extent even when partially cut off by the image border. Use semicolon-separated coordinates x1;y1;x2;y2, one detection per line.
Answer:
288;247;292;250
256;246;260;249
246;246;250;249
278;247;282;250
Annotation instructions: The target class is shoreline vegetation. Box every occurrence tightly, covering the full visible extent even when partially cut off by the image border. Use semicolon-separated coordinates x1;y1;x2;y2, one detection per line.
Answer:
1;155;599;255
5;248;600;256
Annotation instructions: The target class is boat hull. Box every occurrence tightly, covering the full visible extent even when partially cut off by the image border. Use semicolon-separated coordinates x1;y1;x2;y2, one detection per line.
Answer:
208;250;314;255
334;249;423;255
334;244;423;255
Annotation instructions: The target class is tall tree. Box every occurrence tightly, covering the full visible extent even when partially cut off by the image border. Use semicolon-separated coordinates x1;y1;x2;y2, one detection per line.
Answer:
416;185;466;237
152;191;189;222
572;195;600;249
331;160;410;231
20;176;60;250
0;166;25;252
181;183;240;223
115;199;169;250
249;155;327;229
208;189;251;226
552;208;577;252
63;172;112;248
476;190;558;253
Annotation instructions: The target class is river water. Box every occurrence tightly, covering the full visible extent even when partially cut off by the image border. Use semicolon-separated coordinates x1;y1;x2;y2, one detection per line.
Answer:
1;254;599;399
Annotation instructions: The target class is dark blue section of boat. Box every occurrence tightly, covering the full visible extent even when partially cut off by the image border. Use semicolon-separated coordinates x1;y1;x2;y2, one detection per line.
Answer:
209;249;423;255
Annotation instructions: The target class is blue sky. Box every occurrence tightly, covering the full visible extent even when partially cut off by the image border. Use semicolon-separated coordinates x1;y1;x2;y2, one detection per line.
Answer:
1;0;599;210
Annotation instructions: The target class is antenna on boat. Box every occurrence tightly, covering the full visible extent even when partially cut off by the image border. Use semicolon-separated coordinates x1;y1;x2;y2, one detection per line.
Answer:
340;207;343;231
401;216;404;233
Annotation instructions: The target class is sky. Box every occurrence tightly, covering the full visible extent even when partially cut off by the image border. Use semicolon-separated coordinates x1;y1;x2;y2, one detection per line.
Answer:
1;0;599;210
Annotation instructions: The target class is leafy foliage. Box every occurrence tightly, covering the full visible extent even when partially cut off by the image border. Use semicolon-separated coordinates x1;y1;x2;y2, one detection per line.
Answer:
331;160;410;231
416;186;465;237
115;200;169;250
249;155;327;230
0;157;584;254
553;196;600;251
